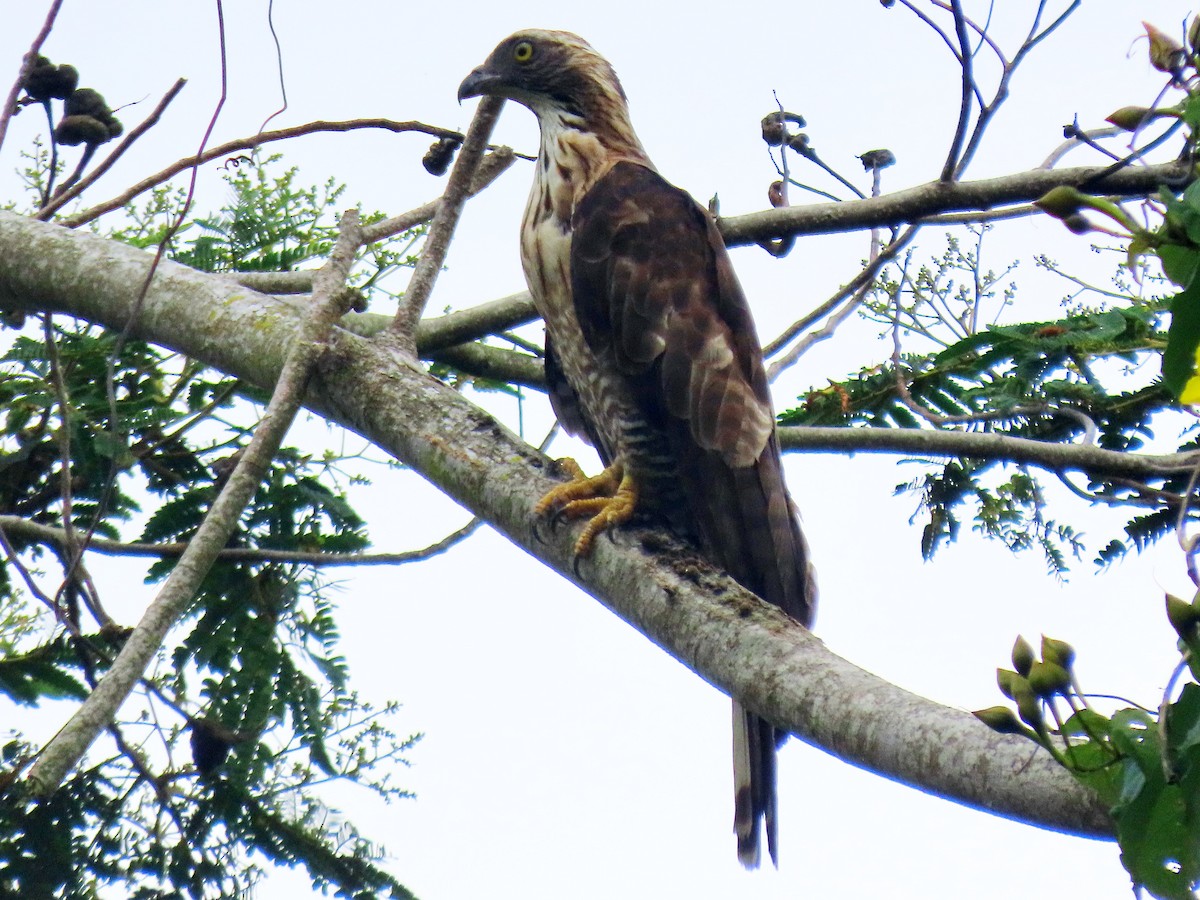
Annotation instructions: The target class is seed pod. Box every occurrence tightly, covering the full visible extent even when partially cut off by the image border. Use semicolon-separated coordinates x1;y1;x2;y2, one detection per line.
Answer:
1011;635;1035;677
761;113;787;146
23;57;78;102
859;148;895;171
422;137;460;176
65;87;108;118
54;114;109;146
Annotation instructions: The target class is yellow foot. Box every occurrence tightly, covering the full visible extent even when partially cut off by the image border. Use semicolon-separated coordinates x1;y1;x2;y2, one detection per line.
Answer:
535;459;639;556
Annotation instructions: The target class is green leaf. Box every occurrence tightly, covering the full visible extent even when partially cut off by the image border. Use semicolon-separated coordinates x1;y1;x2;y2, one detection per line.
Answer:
1160;244;1200;288
1162;279;1200;399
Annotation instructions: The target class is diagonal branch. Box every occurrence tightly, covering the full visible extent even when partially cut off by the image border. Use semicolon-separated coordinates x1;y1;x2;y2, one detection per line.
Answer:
387;96;505;356
777;425;1199;480
0;209;1111;837
716;161;1189;247
24;209;365;798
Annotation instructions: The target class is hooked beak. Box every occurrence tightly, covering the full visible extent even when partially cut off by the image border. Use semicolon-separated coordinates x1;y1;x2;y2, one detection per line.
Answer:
457;66;504;103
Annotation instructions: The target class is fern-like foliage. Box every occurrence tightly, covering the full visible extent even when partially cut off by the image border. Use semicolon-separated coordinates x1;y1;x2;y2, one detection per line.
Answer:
0;156;424;897
781;229;1181;573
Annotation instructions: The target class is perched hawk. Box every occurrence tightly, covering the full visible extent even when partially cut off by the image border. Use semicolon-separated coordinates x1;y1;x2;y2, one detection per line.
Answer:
459;29;815;867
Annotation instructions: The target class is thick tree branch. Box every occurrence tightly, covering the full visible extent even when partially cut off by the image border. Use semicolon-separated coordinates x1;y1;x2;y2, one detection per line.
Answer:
22;209;364;797
717;161;1190;247
0;209;1112;837
778;425;1197;480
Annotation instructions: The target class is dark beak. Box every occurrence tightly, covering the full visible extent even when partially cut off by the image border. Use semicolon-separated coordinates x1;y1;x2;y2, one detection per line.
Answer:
457;66;503;103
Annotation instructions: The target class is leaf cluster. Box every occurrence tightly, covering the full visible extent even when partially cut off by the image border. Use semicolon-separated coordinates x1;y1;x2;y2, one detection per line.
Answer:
0;158;423;896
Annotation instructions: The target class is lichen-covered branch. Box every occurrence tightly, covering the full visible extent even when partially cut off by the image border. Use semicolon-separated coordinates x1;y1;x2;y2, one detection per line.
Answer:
21;209;365;798
717;161;1189;246
0;209;1112;837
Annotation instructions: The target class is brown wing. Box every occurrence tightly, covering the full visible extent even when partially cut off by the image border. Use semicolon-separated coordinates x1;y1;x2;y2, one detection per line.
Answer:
570;161;815;866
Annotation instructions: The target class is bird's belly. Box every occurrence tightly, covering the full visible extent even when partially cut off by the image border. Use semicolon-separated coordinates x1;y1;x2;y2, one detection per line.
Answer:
521;218;687;522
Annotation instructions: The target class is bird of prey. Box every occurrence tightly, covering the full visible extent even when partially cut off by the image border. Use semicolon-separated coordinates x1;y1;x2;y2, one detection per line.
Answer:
459;29;816;868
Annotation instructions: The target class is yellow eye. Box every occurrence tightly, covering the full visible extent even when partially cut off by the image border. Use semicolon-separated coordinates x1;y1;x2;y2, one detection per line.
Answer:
513;40;534;63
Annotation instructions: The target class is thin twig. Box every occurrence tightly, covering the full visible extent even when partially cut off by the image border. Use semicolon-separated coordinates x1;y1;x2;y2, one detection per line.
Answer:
58;118;479;229
388;96;505;356
36;78;188;220
777;425;1200;480
0;512;482;567
26;208;366;799
941;0;975;181
0;0;64;155
361;145;515;245
764;223;919;378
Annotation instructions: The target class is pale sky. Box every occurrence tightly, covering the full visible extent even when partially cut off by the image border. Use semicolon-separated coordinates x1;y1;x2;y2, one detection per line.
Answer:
4;2;1200;898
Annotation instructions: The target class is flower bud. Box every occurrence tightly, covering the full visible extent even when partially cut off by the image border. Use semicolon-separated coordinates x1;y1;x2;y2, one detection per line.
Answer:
1027;660;1071;698
1143;21;1186;73
996;668;1024;700
1040;636;1076;670
1166;593;1200;639
1014;683;1044;732
1011;635;1035;677
1062;214;1093;235
1033;186;1088;220
1105;106;1155;132
973;706;1025;735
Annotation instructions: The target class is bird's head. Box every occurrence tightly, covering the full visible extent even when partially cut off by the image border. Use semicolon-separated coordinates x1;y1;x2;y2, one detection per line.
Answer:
458;29;629;121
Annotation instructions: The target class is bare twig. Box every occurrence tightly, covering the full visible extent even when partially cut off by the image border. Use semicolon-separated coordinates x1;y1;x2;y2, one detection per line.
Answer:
941;0;975;181
26;209;366;799
764;223;919;378
58;118;476;229
777;425;1200;480
0;0;63;154
718;161;1188;246
388;96;505;356
0;512;482;567
36;78;188;219
361;144;515;244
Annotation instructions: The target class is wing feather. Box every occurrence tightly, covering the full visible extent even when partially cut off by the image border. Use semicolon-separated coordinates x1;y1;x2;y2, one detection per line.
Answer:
569;161;815;868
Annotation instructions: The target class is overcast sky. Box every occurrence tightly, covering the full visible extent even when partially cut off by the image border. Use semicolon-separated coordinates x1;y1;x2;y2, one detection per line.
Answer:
5;2;1200;898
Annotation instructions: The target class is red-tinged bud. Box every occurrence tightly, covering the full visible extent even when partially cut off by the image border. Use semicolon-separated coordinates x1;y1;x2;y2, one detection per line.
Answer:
1105;106;1155;132
1144;21;1186;73
768;181;787;208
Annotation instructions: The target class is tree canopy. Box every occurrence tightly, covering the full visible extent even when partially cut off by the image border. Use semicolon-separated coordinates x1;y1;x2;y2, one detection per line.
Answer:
2;2;1200;898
